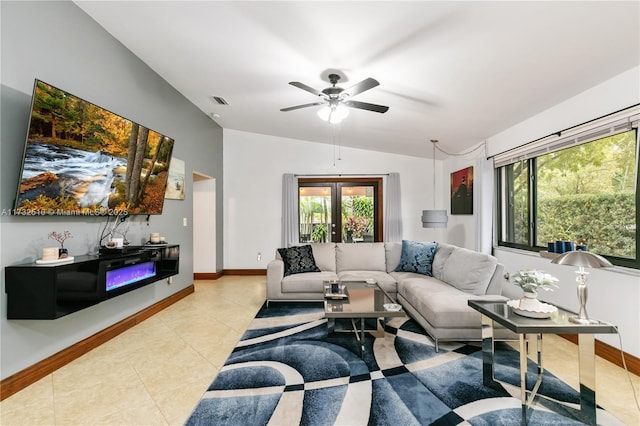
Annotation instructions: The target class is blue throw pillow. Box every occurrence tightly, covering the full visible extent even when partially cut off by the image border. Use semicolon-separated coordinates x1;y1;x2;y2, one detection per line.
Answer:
278;245;321;276
395;240;438;276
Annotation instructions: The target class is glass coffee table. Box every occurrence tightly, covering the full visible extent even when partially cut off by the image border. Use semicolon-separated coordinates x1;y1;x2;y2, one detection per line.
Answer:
324;280;405;356
468;300;617;425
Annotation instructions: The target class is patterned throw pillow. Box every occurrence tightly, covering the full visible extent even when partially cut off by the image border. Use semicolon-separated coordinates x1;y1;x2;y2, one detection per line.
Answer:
277;245;321;276
395;240;439;276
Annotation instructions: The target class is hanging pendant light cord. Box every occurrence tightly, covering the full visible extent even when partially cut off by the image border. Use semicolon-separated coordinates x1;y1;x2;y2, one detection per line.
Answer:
432;141;437;209
434;140;486;157
332;122;342;167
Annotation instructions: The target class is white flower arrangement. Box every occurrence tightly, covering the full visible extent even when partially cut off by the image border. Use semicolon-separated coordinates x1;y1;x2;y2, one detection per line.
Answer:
512;269;559;294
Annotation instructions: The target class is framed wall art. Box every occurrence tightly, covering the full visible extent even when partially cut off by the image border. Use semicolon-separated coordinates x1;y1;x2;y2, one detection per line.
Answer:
451;166;473;215
165;157;185;200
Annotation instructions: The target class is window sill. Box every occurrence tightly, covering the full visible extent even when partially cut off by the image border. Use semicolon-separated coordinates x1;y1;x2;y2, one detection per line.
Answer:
493;246;640;278
539;250;560;260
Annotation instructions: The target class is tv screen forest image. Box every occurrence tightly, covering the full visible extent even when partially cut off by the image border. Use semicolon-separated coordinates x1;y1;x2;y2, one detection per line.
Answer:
15;80;174;215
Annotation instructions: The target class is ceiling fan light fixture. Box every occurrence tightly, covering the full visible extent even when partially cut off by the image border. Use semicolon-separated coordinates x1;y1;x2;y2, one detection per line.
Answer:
331;104;349;123
283;74;388;119
317;104;349;124
317;105;331;121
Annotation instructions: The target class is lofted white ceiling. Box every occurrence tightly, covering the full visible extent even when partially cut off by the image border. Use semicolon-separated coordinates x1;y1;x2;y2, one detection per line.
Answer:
75;1;639;158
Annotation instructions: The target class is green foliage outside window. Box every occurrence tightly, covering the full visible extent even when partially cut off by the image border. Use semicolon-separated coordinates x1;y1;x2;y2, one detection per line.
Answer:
299;195;331;242
342;195;374;235
536;130;636;259
500;127;638;267
537;193;635;258
311;223;328;242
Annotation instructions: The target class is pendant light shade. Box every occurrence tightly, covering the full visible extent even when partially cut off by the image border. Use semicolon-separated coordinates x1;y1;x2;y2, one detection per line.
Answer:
422;209;448;228
422;140;448;228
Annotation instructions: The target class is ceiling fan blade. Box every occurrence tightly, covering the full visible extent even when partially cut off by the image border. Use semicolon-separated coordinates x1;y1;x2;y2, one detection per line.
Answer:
280;102;325;112
289;81;323;97
343;78;380;97
344;100;389;113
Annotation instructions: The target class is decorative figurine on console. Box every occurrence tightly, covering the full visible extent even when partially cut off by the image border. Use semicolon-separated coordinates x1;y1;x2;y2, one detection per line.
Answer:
48;230;73;258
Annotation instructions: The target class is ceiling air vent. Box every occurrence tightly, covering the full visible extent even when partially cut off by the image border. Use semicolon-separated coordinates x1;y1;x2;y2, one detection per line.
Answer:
210;96;229;105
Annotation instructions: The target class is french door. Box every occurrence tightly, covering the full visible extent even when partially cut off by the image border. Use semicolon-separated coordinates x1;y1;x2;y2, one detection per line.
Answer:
298;178;382;243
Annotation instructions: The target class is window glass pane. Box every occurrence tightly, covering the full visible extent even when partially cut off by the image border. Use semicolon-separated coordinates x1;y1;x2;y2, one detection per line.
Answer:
502;161;529;245
299;186;331;243
536;129;637;259
341;186;374;243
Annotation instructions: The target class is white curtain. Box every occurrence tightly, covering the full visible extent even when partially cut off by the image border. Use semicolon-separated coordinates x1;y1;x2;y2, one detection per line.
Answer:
475;156;494;254
281;173;299;247
384;172;403;242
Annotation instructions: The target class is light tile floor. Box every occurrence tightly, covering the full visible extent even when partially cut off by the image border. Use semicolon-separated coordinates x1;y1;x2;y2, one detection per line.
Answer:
1;276;639;425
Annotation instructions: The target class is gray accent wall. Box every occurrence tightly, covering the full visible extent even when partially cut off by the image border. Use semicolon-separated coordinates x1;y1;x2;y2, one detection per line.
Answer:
0;1;223;379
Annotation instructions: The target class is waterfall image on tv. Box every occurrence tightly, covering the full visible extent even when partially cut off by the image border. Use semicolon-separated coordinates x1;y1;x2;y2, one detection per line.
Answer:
14;80;174;215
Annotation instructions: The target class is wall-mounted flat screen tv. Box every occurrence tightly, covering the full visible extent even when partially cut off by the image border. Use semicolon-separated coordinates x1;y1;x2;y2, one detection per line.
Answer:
14;79;174;216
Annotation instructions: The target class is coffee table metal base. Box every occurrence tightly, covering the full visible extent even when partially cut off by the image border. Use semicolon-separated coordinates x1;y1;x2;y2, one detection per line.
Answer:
324;281;404;357
327;317;386;356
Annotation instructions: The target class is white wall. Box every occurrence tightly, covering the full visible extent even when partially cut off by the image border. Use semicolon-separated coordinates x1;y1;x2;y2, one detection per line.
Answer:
443;153;480;250
0;2;223;379
223;129;447;268
487;67;640;157
486;66;640;357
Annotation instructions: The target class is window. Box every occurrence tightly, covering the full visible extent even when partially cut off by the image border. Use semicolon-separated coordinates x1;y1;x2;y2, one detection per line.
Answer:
298;178;383;243
496;110;639;269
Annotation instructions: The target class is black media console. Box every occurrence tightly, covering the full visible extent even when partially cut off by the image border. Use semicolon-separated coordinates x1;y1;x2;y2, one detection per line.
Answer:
5;244;179;319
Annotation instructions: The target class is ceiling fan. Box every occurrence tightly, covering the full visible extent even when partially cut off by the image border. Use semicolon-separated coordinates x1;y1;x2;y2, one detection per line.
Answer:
281;73;389;123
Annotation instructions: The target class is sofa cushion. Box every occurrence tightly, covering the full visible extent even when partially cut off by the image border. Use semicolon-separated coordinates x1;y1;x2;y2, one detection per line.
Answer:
336;271;397;296
277;245;321;276
441;248;498;295
431;242;456;281
281;271;337;293
389;270;428;282
399;277;483;328
384;242;402;273
395;240;438;276
309;243;336;272
336;243;386;272
283;243;336;272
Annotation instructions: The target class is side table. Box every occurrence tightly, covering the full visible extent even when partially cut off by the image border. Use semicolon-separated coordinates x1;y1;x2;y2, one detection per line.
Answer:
468;300;617;425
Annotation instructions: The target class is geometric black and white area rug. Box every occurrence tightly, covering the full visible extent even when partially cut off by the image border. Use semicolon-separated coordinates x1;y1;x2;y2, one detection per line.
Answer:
186;302;622;426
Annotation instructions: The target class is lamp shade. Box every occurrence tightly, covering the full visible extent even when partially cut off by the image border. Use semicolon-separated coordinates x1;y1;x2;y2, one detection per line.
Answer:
317;106;331;121
550;250;613;268
317;104;349;124
422;210;448;228
331;105;349;123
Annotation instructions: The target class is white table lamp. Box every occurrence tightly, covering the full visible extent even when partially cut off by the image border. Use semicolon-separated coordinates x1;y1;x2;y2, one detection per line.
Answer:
551;250;613;324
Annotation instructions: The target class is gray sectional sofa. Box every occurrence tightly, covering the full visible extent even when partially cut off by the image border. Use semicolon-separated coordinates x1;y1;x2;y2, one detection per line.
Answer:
267;241;516;350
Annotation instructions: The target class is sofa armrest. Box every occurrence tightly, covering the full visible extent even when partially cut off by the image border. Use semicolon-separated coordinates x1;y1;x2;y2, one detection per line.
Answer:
485;263;505;295
267;259;284;281
266;259;285;299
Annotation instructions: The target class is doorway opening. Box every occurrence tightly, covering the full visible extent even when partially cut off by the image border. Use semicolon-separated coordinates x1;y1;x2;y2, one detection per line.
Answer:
193;171;216;274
